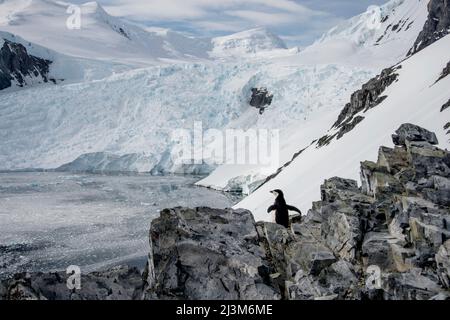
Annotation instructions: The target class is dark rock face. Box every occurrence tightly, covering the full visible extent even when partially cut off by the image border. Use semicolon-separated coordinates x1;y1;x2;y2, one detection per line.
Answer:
0;266;144;300
409;0;450;55
336;116;365;140
442;99;450;112
436;61;450;83
143;207;281;300
250;87;273;114
392;123;439;146
0;39;52;90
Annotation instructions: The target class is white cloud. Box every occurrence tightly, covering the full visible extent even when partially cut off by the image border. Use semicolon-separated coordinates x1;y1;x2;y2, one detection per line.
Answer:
224;10;299;26
91;0;367;46
104;0;326;22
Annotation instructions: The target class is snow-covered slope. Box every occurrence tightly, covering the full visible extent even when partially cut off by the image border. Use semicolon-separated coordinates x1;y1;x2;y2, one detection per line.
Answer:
235;33;450;222
293;0;429;68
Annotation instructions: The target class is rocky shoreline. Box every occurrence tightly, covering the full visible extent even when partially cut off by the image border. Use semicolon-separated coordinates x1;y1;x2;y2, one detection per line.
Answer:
1;124;449;300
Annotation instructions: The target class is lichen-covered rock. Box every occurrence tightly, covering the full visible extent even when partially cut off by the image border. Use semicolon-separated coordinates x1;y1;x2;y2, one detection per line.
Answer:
144;207;281;300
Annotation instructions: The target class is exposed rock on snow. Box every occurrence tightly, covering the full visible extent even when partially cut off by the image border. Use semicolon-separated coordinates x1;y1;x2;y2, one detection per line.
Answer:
315;66;400;146
249;87;273;114
436;61;450;82
333;66;400;129
409;0;450;55
0;39;52;90
442;99;450;112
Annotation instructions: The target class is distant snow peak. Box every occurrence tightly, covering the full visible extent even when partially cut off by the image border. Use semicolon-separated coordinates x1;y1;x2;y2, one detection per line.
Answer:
299;0;429;67
0;0;290;66
211;27;287;57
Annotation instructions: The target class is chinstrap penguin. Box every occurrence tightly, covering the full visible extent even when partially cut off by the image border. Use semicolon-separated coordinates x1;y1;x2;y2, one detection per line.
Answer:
267;189;301;228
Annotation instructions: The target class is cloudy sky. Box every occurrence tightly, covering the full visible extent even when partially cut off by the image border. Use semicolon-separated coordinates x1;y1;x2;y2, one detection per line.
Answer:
74;0;389;46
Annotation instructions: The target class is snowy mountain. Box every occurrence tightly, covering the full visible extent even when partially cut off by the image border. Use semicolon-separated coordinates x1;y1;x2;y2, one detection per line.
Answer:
232;0;450;222
0;0;296;89
210;27;287;58
0;0;214;65
0;0;291;67
293;0;429;67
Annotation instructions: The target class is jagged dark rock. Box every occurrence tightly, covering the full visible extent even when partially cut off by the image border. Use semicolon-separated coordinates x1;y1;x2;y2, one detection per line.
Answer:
442;99;450;112
316;133;337;148
436;61;450;83
250;87;273;114
392;123;439;146
336;116;365;140
409;0;450;55
0;39;52;90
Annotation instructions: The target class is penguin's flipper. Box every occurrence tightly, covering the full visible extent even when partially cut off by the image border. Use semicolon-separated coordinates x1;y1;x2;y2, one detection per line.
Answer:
267;205;277;213
287;205;301;214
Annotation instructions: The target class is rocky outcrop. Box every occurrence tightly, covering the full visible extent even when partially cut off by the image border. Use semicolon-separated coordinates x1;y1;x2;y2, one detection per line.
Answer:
442;99;450;112
409;0;450;55
143;207;281;300
0;266;144;300
283;124;450;300
250;87;273;114
436;61;450;83
0;39;52;91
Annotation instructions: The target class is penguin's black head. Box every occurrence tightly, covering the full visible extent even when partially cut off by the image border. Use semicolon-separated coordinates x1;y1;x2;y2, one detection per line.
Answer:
270;189;284;198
